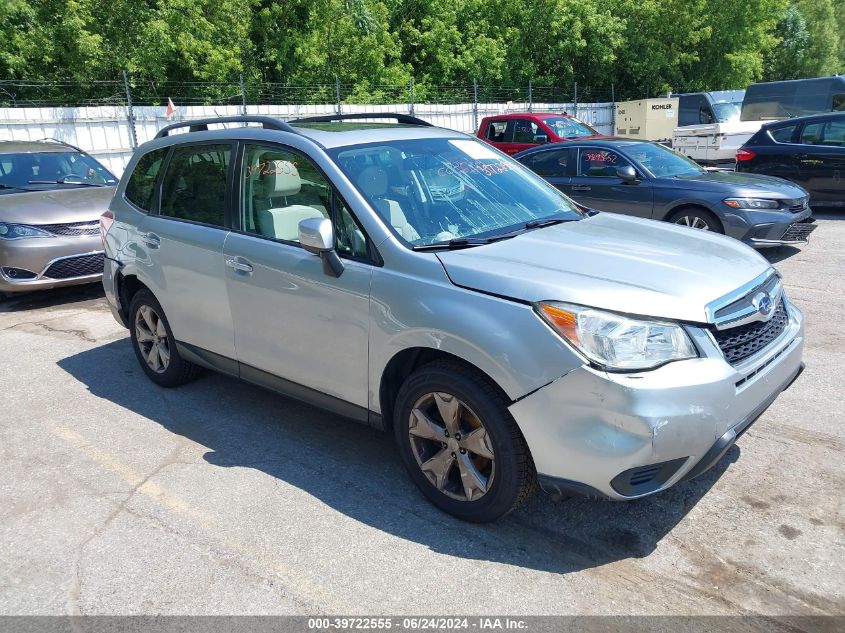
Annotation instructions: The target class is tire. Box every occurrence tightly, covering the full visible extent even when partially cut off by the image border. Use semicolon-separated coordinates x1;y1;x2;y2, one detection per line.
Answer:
668;207;724;234
128;289;200;387
393;360;536;522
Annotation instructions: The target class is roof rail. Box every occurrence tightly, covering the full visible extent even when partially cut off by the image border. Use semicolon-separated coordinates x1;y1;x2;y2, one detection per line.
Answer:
35;137;85;153
154;116;298;139
289;112;433;127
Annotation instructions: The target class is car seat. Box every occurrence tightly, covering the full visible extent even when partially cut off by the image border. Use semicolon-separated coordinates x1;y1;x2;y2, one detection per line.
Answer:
255;161;327;241
356;166;420;242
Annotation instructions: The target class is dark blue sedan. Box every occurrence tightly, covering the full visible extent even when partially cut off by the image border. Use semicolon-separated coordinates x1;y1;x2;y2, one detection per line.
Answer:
515;139;816;247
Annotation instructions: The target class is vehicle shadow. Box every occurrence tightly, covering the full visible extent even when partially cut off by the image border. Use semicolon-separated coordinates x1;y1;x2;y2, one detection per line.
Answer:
763;245;802;264
57;340;737;575
0;283;104;313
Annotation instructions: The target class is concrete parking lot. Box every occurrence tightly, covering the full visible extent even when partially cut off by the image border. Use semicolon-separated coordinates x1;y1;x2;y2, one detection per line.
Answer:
1;216;843;619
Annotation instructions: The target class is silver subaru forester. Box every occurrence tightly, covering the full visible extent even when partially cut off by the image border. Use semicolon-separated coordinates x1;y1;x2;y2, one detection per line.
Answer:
101;114;805;522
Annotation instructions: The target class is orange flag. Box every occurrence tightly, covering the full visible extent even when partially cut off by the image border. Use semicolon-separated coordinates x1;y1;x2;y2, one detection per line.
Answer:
165;97;176;119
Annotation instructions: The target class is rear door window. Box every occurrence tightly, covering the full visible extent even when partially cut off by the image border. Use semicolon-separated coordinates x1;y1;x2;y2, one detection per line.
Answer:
485;120;508;142
159;144;232;227
800;122;826;145
523;148;575;177
124;148;168;212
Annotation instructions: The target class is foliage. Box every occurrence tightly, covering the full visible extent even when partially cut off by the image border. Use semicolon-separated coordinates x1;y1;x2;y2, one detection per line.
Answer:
1;0;843;103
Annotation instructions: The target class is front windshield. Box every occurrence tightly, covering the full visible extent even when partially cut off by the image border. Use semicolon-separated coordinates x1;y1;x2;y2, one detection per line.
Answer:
0;151;116;191
543;117;597;139
712;102;742;123
329;138;582;247
626;142;704;178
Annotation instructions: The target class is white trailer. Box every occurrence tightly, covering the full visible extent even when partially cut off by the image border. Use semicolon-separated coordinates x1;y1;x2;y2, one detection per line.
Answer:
672;120;764;166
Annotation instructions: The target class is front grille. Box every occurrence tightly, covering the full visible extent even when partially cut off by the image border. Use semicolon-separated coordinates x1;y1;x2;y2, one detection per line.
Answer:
781;220;817;242
712;299;789;364
42;253;104;279
783;197;809;213
34;221;100;236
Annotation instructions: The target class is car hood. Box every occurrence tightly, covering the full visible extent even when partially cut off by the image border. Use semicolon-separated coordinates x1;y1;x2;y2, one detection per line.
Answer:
436;213;772;324
0;186;115;225
667;171;808;198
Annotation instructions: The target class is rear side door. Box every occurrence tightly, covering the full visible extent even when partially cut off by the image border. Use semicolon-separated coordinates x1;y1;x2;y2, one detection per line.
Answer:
567;147;654;217
137;142;237;360
519;148;575;195
222;142;373;410
481;119;509;152
796;119;845;203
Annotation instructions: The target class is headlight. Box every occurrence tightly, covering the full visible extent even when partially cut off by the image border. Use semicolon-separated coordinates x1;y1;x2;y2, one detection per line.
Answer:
723;197;780;210
537;302;698;370
0;223;52;239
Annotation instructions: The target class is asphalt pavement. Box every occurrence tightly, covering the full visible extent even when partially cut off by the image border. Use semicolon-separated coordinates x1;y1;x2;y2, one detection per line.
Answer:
0;215;843;618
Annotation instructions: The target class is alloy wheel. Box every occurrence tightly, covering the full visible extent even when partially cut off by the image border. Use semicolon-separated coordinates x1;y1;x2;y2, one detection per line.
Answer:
408;392;495;502
135;305;170;374
675;215;710;230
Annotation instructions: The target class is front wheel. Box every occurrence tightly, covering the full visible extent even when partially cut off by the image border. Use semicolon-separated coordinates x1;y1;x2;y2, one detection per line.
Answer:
668;207;723;233
393;360;536;522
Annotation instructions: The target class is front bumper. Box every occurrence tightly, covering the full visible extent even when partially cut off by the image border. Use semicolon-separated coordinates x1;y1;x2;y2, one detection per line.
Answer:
0;234;103;292
510;299;805;500
721;205;815;247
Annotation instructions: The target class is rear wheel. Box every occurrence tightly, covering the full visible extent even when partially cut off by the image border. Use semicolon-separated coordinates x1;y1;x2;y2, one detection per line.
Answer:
668;207;723;234
393;360;535;522
129;289;200;387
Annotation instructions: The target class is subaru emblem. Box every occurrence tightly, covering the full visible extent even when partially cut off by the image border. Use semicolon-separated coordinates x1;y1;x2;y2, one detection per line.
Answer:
753;292;773;317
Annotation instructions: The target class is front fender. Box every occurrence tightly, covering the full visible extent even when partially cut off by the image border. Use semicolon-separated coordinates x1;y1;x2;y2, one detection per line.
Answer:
367;265;583;413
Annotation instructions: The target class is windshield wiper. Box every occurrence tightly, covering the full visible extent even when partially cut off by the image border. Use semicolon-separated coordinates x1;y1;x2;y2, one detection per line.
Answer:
524;217;570;230
0;183;38;192
413;235;515;251
28;179;106;187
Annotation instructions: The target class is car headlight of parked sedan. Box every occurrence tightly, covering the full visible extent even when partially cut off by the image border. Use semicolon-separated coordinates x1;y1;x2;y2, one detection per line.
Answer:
537;302;698;370
722;197;780;210
0;222;53;239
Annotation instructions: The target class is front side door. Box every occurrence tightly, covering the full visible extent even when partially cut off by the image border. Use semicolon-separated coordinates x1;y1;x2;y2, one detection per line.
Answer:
567;147;654;217
223;143;373;409
519;148;575;195
502;118;544;155
139;142;237;359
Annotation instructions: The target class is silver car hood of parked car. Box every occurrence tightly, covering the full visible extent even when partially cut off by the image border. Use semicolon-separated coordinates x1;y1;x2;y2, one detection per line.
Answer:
0;186;115;225
436;212;772;324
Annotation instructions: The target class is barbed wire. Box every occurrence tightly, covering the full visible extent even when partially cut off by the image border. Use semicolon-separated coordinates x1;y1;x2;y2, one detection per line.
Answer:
0;77;743;109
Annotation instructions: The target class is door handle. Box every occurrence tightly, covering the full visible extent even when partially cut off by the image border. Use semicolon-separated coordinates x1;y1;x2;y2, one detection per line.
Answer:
225;257;254;274
571;185;592;192
141;232;160;248
796;154;809;160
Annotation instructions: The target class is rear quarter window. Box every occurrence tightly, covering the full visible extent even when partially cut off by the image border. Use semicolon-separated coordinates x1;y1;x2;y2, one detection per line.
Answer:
769;125;797;144
124;148;168;212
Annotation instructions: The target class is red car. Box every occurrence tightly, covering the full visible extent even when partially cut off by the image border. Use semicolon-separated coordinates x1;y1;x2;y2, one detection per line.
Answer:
477;112;604;155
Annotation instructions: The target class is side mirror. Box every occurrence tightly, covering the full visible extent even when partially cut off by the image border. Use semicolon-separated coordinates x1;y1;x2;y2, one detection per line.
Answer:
616;165;638;183
534;134;549;145
298;217;344;277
